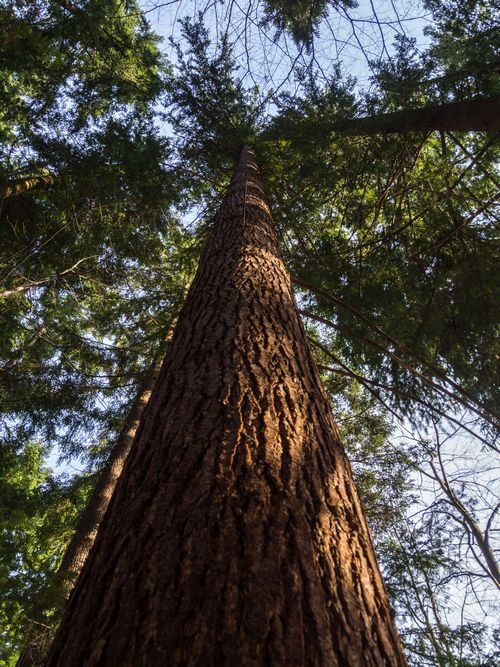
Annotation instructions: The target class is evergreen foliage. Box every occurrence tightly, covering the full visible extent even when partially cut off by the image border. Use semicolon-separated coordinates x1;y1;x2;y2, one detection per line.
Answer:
0;0;498;664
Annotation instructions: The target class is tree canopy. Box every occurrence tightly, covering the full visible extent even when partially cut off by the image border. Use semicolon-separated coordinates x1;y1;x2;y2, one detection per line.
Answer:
0;0;498;664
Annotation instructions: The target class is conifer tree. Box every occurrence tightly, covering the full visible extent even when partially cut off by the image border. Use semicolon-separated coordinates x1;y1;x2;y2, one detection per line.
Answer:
46;146;407;666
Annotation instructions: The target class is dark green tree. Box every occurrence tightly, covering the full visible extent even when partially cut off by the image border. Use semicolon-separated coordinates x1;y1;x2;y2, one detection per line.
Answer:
1;2;498;665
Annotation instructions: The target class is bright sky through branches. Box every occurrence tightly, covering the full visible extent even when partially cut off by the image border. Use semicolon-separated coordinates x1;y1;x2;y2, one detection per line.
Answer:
142;0;432;105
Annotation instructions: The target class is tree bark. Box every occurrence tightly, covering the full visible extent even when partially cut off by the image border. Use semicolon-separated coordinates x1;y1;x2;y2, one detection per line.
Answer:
1;174;57;199
16;358;163;667
329;95;500;135
45;146;407;666
56;356;164;597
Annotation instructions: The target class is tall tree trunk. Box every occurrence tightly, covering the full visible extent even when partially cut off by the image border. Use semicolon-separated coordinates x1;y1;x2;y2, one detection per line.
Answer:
1;174;57;199
45;146;407;666
328;95;500;134
56;355;164;597
16;358;162;667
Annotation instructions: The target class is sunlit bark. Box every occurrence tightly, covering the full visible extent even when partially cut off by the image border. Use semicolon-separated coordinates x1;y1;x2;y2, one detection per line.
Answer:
330;96;500;134
46;146;406;666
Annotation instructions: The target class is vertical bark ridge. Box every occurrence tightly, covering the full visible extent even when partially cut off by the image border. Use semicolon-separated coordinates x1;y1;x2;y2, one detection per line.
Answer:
46;146;407;666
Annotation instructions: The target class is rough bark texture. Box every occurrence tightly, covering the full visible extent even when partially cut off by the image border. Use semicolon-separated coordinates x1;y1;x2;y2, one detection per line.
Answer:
57;356;163;595
16;359;162;667
46;146;407;666
329;95;500;134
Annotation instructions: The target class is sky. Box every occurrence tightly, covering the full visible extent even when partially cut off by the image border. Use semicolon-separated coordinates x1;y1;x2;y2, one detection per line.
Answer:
142;0;433;101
